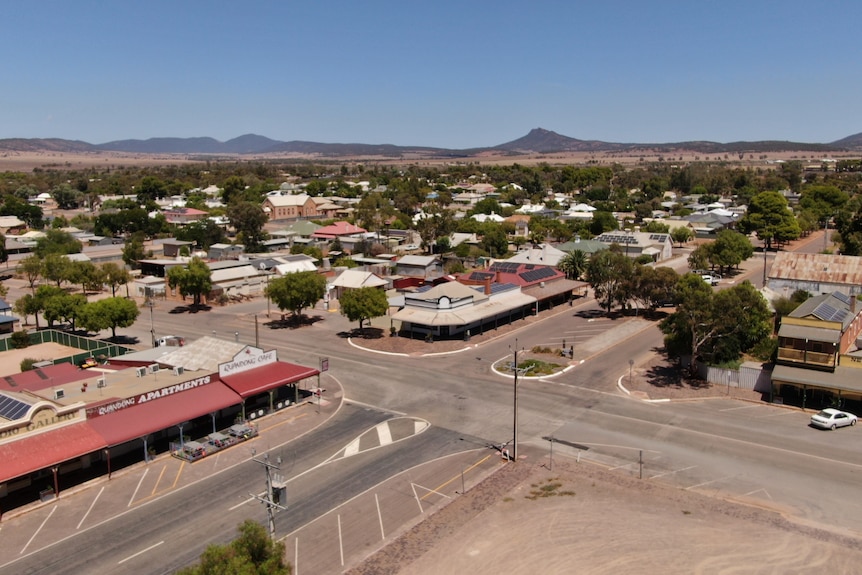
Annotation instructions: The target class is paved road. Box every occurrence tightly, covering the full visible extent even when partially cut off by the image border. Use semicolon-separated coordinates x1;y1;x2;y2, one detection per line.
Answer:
5;232;861;572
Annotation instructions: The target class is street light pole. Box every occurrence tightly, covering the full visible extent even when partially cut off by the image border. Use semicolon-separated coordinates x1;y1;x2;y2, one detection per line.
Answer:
146;299;156;347
510;338;525;462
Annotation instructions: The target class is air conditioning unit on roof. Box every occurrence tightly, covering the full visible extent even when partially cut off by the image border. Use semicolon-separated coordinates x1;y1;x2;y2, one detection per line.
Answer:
148;363;159;374
96;378;106;388
135;367;146;377
173;366;184;376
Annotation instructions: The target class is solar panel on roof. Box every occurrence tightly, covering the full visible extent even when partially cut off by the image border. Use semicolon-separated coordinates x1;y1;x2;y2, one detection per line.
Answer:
833;292;852;305
520;266;557;283
469;271;494;281
813;303;847;323
490;261;519;273
0;393;31;420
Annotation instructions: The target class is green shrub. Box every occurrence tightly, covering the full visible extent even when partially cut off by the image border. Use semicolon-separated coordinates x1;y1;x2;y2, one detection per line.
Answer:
10;330;31;349
20;358;38;371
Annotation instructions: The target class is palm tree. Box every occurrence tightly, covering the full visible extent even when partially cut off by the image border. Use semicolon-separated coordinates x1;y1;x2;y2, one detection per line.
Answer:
558;249;588;280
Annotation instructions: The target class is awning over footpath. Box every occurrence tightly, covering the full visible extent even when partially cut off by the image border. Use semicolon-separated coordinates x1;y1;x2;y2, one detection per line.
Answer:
0;422;107;484
87;381;242;446
221;362;320;398
392;290;536;327
772;365;862;394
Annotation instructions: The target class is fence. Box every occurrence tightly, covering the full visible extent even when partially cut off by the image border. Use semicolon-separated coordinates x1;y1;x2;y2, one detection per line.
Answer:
0;329;134;366
698;361;772;393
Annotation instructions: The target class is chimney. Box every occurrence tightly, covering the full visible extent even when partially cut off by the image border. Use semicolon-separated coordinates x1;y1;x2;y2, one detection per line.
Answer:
484;277;492;295
496;270;502;283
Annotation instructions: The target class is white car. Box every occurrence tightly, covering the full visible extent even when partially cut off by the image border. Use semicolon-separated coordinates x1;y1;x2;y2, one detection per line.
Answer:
701;274;721;286
810;408;858;430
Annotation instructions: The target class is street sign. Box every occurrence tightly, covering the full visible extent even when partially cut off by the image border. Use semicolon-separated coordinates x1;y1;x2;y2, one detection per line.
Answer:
320;357;329;372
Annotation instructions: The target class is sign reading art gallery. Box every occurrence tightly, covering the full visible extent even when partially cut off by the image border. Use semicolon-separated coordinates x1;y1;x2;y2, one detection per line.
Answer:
218;346;278;378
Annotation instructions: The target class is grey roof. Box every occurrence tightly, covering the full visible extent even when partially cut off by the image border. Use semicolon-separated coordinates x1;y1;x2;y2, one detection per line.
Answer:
773;364;862;394
777;323;841;344
157;336;247;372
791;291;857;330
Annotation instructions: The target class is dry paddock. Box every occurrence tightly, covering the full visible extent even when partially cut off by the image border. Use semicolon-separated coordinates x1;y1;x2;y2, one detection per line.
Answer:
349;458;862;575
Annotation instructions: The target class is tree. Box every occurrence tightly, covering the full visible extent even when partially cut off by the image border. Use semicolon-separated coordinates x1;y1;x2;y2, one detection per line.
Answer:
799;184;849;226
629;265;679;312
34;229;82;258
479;224;508;258
136;176;167;204
78;297;140;339
228;201;269;252
166;257;213;306
589;211;618;235
175;219;227;250
660;276;771;376
42;253;74;287
51;183;83;210
14;294;41;328
587;249;634;313
176;519;290;575
737;191;800;249
558;250;588;280
220;176;245;206
101;262;132;296
43;292;86;329
122;236;147;269
0;232;7;265
707;230;754;274
670;226;694;247
339;287;388;333
660;273;718;376
20;254;43;294
265;271;326;323
68;260;105;294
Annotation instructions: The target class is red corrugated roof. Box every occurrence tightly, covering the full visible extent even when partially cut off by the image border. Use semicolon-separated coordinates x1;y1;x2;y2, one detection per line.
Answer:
0;422;107;484
0;363;88;392
88;382;241;446
221;362;320;398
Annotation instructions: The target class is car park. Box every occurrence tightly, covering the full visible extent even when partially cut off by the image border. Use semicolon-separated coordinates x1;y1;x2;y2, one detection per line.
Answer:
810;408;858;430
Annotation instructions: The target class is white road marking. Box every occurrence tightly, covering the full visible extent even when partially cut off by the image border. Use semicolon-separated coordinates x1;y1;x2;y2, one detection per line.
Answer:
128;468;148;507
117;540;164;565
376;421;393;446
76;486;105;530
649;465;697;480
20;505;57;555
375;493;385;540
230;496;255;511
685;476;732;490
337;515;344;567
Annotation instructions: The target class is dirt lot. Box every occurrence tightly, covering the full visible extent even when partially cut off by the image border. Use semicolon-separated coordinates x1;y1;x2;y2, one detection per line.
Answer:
350;458;862;575
0;342;86;377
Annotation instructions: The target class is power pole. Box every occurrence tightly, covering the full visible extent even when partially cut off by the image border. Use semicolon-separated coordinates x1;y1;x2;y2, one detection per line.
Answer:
250;452;287;540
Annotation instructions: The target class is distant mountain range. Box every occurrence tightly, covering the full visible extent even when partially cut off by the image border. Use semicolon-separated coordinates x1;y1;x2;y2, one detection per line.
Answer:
1;128;860;158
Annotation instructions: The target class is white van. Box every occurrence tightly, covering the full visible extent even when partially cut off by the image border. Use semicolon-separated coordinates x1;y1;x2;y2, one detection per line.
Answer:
156;335;185;347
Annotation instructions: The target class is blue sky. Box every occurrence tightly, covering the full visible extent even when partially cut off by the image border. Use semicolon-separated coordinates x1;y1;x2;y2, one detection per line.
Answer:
2;1;859;148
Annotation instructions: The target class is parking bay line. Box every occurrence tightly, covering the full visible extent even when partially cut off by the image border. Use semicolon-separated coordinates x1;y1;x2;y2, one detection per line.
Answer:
128;468;149;507
20;505;57;555
649;465;697;480
76;486;105;530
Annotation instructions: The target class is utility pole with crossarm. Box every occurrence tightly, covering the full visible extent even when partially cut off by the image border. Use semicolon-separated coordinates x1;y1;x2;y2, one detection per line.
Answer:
250;452;287;540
